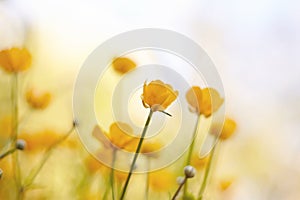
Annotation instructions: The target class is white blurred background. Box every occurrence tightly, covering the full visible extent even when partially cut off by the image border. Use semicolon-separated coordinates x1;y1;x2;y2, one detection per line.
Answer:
1;0;300;199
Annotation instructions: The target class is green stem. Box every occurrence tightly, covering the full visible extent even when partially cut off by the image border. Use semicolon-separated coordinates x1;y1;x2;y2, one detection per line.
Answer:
145;158;150;200
183;114;201;196
171;177;187;200
0;148;16;159
110;149;117;200
120;109;153;200
23;125;75;188
197;142;218;200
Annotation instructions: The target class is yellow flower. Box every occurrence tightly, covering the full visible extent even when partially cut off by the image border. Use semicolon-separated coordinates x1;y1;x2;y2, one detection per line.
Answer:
211;118;237;140
93;122;139;152
141;80;178;112
190;154;209;170
0;116;12;148
84;155;109;174
112;57;136;74
186;86;224;117
141;140;163;158
18;130;61;153
115;170;128;182
25;88;51;109
149;169;176;192
219;177;234;191
0;47;31;73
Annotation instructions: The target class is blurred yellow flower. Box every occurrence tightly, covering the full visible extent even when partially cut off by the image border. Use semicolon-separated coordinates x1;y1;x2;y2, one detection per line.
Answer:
25;89;51;110
84;155;109;174
211;118;237;140
190;154;209;170
219;177;234;191
0;116;12;147
93;122;139;152
219;118;237;140
19;130;62;152
115;170;128;182
149;169;176;192
186;86;223;117
141;80;178;112
0;47;31;73
141;140;163;158
112;57;136;74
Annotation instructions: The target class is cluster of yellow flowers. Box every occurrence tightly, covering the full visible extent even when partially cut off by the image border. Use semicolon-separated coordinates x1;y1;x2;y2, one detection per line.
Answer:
0;48;237;200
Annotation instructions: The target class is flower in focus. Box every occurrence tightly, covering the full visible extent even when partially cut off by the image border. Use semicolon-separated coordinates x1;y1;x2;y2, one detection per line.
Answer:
186;86;224;117
112;57;136;74
93;122;139;152
25;88;51;110
0;47;31;73
149;169;176;192
141;80;178;112
211;118;237;140
190;154;209;170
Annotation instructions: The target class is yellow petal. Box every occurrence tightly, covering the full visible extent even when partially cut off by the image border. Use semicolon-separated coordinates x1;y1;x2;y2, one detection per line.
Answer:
25;89;51;110
219;118;237;140
0;47;31;73
112;57;136;74
186;86;202;114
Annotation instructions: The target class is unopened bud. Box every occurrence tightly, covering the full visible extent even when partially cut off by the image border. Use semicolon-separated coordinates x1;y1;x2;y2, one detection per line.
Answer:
16;139;26;150
184;165;196;178
176;176;185;185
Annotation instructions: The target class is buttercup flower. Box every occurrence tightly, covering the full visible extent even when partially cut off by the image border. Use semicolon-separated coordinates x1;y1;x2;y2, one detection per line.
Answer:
219;118;237;140
0;47;31;73
112;57;136;74
191;154;209;170
26;89;51;110
141;140;162;158
186;86;224;117
141;80;178;112
149;169;176;192
93;122;139;152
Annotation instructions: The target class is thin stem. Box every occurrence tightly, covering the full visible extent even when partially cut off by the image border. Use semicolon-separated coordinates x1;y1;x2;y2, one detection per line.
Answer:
0;148;16;159
145;158;150;200
110;149;117;200
171;177;187;200
197;142;218;200
23;125;75;188
183;114;201;196
120;109;154;200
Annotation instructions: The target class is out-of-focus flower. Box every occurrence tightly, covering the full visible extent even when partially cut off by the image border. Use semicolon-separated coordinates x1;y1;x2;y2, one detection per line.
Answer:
211;118;237;140
0;47;31;73
141;140;162;158
141;80;178;112
84;155;109;175
186;86;223;117
93;122;139;152
184;165;196;178
219;177;234;191
115;170;128;182
112;57;136;74
191;154;209;170
25;89;51;110
18;130;61;152
149;169;176;192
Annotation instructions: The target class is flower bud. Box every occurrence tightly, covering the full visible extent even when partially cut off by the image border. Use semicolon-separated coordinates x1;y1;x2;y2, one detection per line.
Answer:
16;139;26;150
0;168;3;179
176;176;185;185
184;165;196;178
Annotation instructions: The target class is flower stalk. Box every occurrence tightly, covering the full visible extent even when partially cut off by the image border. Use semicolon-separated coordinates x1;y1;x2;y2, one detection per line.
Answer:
120;109;153;200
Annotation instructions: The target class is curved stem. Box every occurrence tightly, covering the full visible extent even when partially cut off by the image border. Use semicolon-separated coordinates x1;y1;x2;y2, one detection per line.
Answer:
183;114;201;196
23;125;75;188
171;177;187;200
120;109;153;200
110;149;117;200
197;142;218;200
